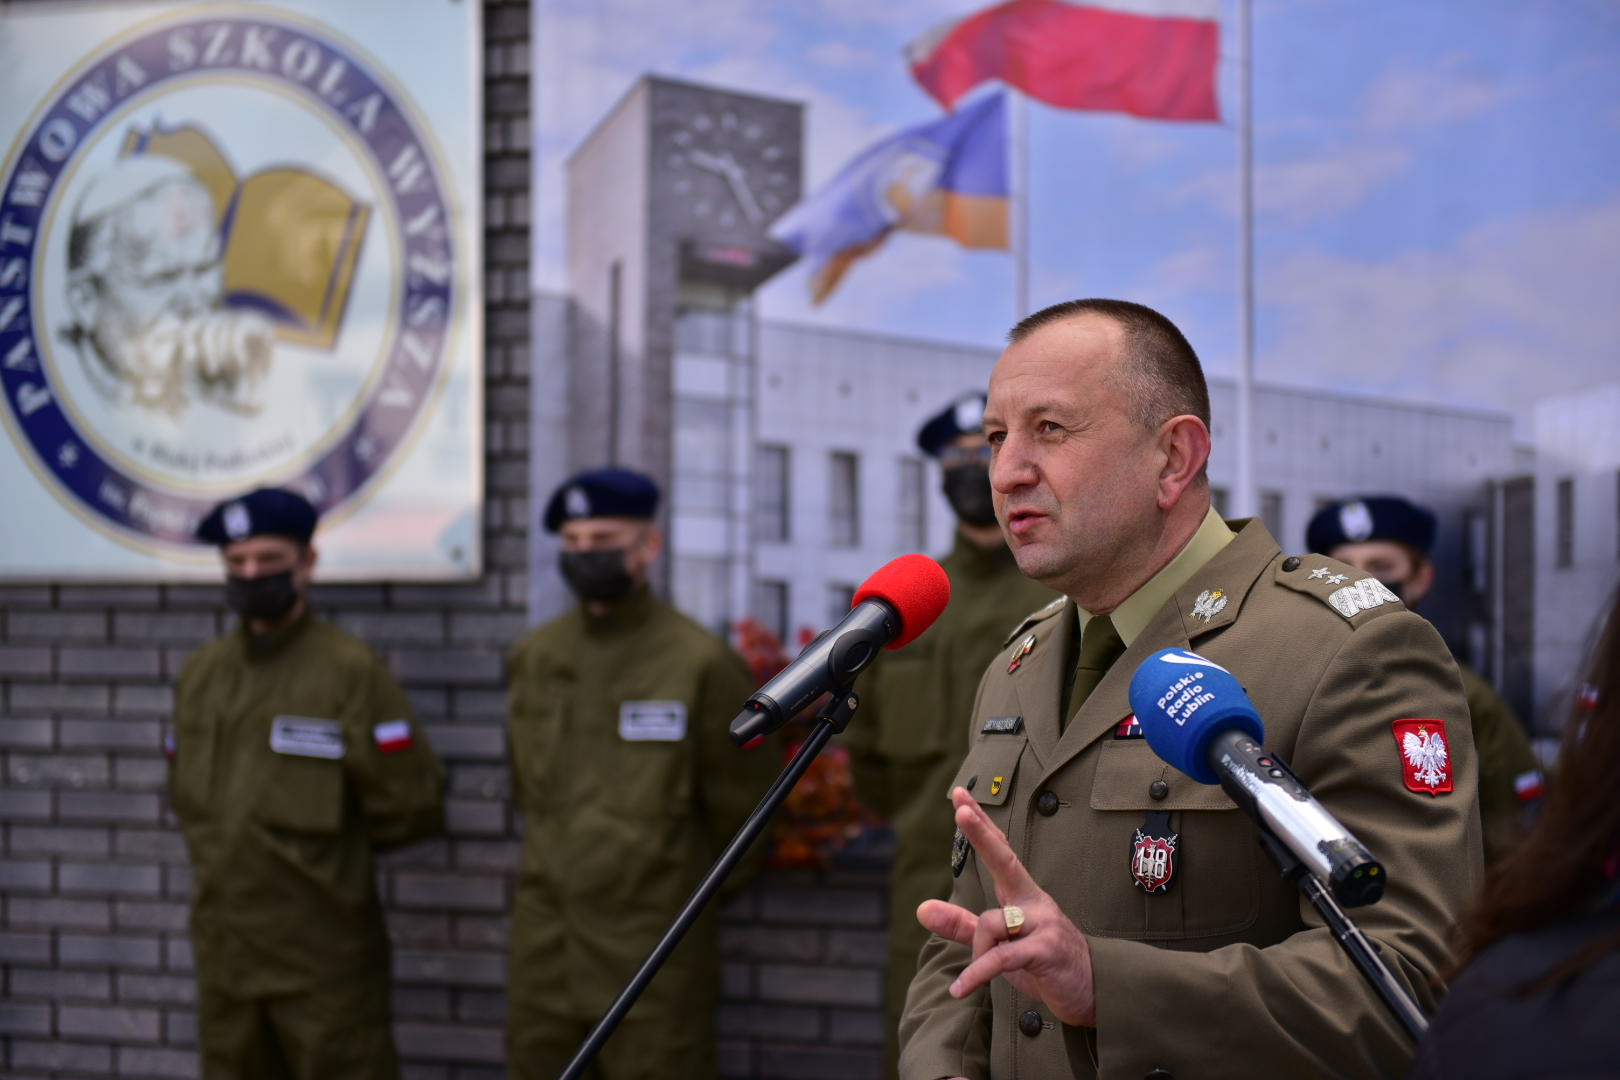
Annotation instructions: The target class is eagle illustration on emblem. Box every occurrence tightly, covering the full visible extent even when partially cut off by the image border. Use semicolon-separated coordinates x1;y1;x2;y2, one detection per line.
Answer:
1394;720;1452;794
1191;588;1228;623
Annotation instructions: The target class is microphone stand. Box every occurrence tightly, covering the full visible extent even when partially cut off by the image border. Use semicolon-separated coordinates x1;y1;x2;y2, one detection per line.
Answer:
1254;827;1429;1042
557;684;862;1080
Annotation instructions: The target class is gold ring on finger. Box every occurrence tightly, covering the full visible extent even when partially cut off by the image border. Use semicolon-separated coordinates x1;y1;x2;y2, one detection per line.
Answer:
1002;905;1026;938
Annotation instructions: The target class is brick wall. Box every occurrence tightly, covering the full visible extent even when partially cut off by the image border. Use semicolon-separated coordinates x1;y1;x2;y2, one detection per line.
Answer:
1;2;890;1077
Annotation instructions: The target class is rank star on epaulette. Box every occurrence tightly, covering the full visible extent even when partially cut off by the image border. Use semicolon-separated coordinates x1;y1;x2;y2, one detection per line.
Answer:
1007;633;1036;673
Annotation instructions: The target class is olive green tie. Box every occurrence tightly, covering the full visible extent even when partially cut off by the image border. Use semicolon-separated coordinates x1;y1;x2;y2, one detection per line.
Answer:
1063;614;1125;731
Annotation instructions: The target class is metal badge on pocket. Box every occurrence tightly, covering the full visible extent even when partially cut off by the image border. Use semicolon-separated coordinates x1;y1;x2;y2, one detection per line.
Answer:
269;716;344;759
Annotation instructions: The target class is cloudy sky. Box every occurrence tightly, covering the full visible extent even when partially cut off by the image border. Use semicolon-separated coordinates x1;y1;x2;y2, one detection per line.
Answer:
530;0;1620;435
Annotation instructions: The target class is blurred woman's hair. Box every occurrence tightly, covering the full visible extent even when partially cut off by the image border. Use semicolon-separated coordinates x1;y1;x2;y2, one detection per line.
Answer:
1453;585;1620;989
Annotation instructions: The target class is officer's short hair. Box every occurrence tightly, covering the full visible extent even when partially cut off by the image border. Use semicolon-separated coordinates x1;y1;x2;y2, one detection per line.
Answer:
1009;299;1210;432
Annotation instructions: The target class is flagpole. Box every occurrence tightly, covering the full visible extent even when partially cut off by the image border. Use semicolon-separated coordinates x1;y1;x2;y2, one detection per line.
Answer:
1232;0;1258;520
1011;88;1030;321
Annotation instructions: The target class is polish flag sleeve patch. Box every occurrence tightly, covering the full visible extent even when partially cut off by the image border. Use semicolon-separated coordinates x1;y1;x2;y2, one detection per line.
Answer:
374;719;414;755
1392;719;1452;795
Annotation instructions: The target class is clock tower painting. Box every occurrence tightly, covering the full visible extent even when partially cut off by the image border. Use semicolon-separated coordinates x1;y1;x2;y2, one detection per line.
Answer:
557;77;803;627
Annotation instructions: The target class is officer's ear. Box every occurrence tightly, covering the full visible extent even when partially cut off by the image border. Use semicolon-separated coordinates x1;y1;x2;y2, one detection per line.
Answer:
637;525;664;565
1405;551;1434;607
298;543;319;581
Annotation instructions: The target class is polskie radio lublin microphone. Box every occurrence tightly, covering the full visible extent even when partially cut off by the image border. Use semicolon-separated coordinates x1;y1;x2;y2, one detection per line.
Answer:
729;554;950;746
1127;648;1386;907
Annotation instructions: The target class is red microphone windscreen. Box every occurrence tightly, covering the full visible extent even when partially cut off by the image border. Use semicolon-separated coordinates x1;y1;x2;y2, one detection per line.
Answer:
851;553;951;650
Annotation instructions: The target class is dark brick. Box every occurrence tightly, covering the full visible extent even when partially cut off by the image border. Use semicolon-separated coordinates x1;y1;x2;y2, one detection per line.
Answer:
757;964;881;1007
8;682;111;712
7;896;111;930
423;722;505;761
7;610;108;640
0;1002;52;1035
9;967;113;1001
824;929;889;967
451;838;521;872
8;824;111;857
0;859;52;891
720;924;821;963
9;1038;114;1072
115;754;170;791
393;1021;505;1063
0;717;54;747
452;989;506;1024
115;972;196;1005
386;911;453;948
56;585;162;608
391;649;504;687
722;960;752;998
336;611;447;646
307;583;390;609
59;862;164;897
58;1003;161;1043
447;611;528;646
0;930;53;963
60;718;163;751
756;1043;882;1079
379;836;451;870
449;764;510;799
113;612;217;643
58;647;162;680
58;934;162;969
758;887;883;927
394;948;505;987
58;790;162;824
445;798;506;836
116;1045;199;1077
393;986;453;1020
717;1002;821;1041
0;788;54;820
451;915;508;951
165;936;194;973
394;872;506;912
827;1006;884;1046
114;828;188;860
0;645;53;677
390;578;504;610
164;1007;197;1046
114;899;189;932
6;751;110;788
0;585;53;606
450;688;508;721
165;863;193;899
112;684;176;713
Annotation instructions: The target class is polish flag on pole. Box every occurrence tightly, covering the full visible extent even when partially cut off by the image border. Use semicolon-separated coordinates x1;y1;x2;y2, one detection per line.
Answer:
906;0;1220;120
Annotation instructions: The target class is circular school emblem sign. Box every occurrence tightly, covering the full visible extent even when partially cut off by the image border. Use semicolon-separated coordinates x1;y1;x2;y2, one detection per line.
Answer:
0;9;457;547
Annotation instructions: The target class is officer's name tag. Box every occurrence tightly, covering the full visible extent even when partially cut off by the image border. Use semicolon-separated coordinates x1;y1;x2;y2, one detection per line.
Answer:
981;715;1024;735
270;716;345;759
620;701;687;742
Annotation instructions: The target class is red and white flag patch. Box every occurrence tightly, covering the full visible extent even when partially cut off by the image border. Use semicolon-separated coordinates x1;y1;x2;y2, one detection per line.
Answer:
373;719;414;755
1514;769;1545;803
1393;719;1452;795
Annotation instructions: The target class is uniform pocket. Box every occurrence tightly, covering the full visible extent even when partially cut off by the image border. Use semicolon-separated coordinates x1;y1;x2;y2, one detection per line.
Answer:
949;735;1027;808
1078;740;1258;940
612;737;692;816
255;751;344;834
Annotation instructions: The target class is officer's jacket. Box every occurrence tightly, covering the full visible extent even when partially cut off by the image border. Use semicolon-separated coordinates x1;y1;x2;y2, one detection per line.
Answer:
169;614;445;995
505;587;775;1020
900;519;1482;1080
1455;662;1540;866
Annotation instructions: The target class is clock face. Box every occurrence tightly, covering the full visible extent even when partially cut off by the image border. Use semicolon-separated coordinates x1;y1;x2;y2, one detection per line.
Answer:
654;94;801;242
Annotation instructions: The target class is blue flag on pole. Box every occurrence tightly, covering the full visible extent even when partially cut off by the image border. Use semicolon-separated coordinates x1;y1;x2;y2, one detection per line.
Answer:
770;92;1008;304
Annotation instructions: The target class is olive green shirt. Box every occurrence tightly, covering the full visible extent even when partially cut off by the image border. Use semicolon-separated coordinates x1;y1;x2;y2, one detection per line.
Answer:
170;613;445;995
506;586;775;1022
1457;661;1541;865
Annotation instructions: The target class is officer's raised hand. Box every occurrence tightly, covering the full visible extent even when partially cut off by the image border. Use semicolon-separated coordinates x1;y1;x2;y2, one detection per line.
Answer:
917;786;1097;1030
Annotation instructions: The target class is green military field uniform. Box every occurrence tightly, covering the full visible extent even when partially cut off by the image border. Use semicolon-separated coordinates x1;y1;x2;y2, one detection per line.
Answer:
1456;661;1540;865
169;613;445;1080
505;586;776;1080
900;515;1483;1079
846;532;1056;1076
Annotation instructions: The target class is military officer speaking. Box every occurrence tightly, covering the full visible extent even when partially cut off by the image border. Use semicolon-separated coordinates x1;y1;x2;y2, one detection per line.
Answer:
170;487;446;1078
846;391;1056;1077
899;300;1482;1079
1307;495;1543;867
505;468;777;1079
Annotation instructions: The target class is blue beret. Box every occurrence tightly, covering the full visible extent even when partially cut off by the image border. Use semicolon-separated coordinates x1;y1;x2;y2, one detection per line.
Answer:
543;468;659;533
916;392;987;458
1306;496;1437;557
196;487;318;546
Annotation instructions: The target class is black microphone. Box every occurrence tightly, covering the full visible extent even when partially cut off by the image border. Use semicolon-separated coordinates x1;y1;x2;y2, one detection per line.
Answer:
1127;648;1386;907
729;554;950;746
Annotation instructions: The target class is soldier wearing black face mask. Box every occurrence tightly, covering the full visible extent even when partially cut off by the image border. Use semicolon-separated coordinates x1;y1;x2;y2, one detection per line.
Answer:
171;487;445;1078
504;467;775;1079
1308;496;1543;867
845;392;1058;1076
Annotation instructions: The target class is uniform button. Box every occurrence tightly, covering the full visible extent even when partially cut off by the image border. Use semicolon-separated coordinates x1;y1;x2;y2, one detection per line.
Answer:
1018;1010;1043;1037
965;776;977;791
1035;791;1060;816
1281;556;1301;572
1148;780;1170;801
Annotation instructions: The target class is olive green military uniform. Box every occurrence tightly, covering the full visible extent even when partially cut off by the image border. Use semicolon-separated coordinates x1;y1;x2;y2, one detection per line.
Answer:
170;614;445;1080
846;532;1056;1075
900;517;1483;1079
506;586;776;1080
1456;661;1540;865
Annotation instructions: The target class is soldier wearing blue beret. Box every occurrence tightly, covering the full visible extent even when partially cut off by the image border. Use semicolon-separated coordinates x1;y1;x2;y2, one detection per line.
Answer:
171;486;445;1078
506;467;776;1078
1307;495;1542;865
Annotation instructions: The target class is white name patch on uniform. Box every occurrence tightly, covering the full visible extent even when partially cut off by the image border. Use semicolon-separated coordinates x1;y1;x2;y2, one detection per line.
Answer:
619;701;687;742
270;716;345;759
